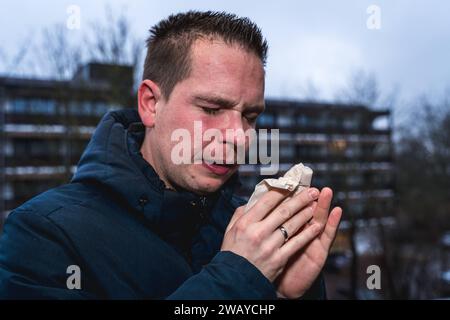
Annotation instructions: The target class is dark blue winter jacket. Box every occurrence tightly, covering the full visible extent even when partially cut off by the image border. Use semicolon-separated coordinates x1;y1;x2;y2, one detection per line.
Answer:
0;109;325;299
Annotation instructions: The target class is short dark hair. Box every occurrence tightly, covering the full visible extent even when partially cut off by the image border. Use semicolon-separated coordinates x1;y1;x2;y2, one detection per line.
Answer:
142;11;268;99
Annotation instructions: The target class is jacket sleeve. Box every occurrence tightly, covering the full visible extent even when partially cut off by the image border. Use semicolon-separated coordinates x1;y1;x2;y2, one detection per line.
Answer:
0;209;96;299
166;251;327;300
167;251;277;300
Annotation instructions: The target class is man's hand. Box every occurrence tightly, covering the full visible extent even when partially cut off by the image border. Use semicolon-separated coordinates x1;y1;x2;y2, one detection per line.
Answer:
221;187;323;282
275;187;342;299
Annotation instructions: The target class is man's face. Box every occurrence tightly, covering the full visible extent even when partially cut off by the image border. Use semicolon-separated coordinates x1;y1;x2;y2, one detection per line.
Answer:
146;39;265;195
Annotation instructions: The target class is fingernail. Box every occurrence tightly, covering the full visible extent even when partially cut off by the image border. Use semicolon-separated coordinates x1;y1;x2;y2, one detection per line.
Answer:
308;188;319;199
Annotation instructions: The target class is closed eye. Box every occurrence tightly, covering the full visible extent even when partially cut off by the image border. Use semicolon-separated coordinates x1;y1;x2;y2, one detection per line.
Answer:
244;113;260;124
201;107;220;116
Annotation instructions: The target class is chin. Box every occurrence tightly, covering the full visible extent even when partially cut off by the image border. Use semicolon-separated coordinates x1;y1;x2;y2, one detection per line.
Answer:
183;174;225;195
183;165;236;195
194;177;223;194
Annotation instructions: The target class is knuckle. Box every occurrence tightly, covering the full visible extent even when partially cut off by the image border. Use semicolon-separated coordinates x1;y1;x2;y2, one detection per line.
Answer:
235;221;247;234
259;244;272;258
278;206;292;219
308;224;322;237
303;205;314;218
235;206;245;214
249;229;263;244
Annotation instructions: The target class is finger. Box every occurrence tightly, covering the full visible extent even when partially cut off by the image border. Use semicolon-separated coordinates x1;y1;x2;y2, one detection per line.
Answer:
278;223;322;259
312;187;333;226
260;187;319;231
225;206;246;233
266;202;316;248
320;207;343;250
245;188;291;223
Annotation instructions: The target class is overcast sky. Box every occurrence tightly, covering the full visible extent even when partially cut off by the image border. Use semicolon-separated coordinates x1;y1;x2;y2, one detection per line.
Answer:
1;0;450;108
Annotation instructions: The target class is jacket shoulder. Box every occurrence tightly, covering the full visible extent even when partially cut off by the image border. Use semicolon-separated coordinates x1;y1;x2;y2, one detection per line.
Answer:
10;182;100;219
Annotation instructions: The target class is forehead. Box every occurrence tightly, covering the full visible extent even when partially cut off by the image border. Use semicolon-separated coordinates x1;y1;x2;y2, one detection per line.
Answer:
183;38;265;102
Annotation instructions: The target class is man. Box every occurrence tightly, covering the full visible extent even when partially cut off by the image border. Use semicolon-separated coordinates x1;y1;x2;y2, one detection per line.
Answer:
0;11;342;299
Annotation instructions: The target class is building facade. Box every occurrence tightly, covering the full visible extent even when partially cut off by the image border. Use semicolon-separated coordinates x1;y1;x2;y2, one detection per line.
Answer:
0;63;134;227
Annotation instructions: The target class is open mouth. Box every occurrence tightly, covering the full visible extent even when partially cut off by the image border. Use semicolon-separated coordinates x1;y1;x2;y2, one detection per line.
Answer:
213;161;236;167
202;161;238;176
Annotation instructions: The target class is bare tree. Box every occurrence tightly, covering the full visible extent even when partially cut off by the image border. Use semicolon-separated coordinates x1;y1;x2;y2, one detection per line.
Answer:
300;78;321;102
85;7;142;63
391;91;450;298
335;70;380;107
6;5;144;83
39;24;84;80
335;69;399;111
0;33;39;77
83;5;144;88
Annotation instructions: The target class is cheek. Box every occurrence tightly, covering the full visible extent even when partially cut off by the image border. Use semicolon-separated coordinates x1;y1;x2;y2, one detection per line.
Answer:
203;113;231;129
158;106;199;161
157;106;188;136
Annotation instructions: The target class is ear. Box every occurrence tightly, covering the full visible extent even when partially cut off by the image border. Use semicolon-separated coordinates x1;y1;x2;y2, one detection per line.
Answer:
138;79;163;128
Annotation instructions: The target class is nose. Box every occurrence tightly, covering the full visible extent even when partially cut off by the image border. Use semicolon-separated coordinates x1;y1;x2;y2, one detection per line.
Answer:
222;111;247;148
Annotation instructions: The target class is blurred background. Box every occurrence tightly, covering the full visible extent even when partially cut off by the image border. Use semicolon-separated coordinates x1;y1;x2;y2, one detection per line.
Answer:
0;0;449;299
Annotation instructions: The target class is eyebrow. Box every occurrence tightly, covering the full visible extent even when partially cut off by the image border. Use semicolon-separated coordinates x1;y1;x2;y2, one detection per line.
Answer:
193;94;265;113
193;94;238;109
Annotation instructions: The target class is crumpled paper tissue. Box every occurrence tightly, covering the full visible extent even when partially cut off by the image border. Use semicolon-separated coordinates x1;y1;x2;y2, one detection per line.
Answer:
245;163;313;213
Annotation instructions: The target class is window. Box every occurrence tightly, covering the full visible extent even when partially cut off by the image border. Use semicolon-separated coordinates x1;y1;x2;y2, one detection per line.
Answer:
342;116;360;130
311;174;326;188
276;114;294;127
81;101;92;115
297;114;309;126
3;139;13;156
352;200;364;216
298;145;327;158
4;100;12;112
29;99;56;115
257;114;275;127
3;183;13;200
13;139;61;158
345;145;362;157
373;143;390;157
315;115;327;129
347;174;363;187
10;98;28;113
68;101;83;115
329;140;347;155
13;180;60;199
280;144;295;159
94;102;109;116
372;115;389;130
